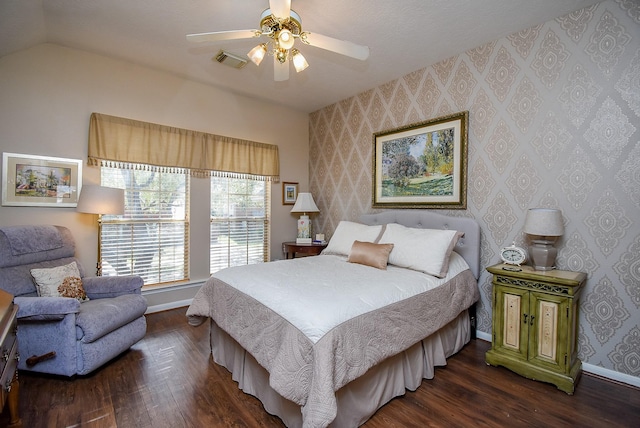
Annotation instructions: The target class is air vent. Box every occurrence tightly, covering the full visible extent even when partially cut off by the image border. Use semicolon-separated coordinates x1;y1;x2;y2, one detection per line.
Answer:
214;50;248;69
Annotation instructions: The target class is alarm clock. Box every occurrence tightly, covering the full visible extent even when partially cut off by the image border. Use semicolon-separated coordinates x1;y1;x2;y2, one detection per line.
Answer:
500;242;527;266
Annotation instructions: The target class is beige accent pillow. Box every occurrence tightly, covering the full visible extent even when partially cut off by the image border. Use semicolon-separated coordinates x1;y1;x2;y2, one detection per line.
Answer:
348;240;394;270
322;221;384;256
30;261;89;301
378;223;464;277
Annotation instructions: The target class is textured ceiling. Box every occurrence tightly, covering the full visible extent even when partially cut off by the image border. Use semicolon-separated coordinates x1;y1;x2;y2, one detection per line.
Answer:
0;0;603;113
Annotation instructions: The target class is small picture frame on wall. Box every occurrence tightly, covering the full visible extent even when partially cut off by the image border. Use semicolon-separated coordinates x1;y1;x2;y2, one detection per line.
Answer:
282;182;298;205
1;152;83;207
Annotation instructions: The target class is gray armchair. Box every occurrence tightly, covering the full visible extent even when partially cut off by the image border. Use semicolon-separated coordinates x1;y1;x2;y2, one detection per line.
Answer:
0;225;147;376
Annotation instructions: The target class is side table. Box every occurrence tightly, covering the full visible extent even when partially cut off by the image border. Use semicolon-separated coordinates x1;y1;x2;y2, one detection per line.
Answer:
485;264;585;394
0;289;21;427
282;241;327;259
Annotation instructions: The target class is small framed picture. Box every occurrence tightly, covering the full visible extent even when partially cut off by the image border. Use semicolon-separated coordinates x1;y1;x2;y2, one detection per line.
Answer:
282;182;298;205
2;152;83;207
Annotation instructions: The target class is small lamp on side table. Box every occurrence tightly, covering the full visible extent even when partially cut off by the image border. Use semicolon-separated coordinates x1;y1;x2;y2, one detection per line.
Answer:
290;192;319;244
524;208;564;271
76;185;125;276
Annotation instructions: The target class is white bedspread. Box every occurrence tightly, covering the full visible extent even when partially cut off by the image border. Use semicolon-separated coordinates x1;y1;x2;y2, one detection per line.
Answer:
187;252;479;428
213;252;471;343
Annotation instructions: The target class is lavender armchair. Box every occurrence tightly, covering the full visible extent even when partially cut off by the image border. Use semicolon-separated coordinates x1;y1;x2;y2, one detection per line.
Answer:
0;225;147;376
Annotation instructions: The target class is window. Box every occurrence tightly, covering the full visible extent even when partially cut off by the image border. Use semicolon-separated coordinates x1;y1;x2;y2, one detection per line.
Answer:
100;165;189;286
210;175;270;273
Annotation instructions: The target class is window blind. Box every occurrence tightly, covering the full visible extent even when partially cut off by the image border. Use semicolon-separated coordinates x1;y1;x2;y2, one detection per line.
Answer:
210;175;270;273
100;166;189;285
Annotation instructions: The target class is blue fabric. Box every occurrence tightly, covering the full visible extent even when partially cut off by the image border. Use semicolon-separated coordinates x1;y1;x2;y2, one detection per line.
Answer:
76;294;147;343
0;225;75;269
0;257;81;297
15;295;80;320
0;225;63;255
83;275;143;299
77;316;147;375
0;224;148;377
16;313;78;377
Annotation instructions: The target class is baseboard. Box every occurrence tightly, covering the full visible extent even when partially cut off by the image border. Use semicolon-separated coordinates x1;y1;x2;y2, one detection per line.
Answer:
582;362;640;389
142;280;203;314
475;330;640;389
145;298;192;314
475;330;491;342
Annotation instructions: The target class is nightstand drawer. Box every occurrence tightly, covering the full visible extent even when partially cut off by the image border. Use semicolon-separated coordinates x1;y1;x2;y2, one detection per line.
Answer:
0;306;17;384
0;303;18;414
0;339;18;402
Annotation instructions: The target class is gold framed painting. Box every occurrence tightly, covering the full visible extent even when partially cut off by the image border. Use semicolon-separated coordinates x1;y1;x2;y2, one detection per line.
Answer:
2;152;83;207
372;111;468;209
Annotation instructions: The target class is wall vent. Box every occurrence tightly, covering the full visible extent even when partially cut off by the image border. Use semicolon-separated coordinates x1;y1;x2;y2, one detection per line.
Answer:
214;50;248;69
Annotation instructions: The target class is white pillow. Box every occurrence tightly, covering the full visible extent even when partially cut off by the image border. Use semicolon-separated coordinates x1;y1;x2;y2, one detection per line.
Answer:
30;261;89;301
322;221;383;256
378;223;463;278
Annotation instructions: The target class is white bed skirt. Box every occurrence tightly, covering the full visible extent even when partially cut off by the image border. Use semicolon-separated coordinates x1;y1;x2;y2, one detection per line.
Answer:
209;309;471;428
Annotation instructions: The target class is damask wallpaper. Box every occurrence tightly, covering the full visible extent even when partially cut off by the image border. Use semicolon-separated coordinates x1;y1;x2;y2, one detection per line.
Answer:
308;0;639;380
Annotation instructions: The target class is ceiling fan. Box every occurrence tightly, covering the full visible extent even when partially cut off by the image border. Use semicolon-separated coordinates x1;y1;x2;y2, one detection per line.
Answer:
186;0;370;81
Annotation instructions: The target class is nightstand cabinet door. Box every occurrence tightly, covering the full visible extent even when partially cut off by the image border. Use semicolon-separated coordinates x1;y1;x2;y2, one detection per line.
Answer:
493;285;529;361
529;291;570;373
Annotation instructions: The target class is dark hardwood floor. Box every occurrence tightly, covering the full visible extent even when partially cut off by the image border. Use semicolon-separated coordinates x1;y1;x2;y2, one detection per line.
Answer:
2;307;638;427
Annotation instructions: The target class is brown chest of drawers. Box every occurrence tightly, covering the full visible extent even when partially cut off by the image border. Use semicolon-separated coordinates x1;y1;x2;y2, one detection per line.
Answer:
0;289;21;427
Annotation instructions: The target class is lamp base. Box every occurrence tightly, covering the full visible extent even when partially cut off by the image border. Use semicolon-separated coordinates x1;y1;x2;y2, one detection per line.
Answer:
528;239;557;271
296;215;312;244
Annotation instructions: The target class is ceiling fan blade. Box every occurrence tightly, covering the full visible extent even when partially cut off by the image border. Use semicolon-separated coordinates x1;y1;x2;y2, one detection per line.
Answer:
302;32;370;61
274;56;289;81
269;0;291;20
186;30;259;43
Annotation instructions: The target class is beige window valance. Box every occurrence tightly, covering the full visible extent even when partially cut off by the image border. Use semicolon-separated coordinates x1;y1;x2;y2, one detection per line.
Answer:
88;113;280;180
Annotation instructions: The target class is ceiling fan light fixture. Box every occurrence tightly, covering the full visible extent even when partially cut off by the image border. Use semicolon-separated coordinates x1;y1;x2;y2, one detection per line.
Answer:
187;2;368;82
278;29;295;50
247;43;268;65
292;49;308;72
276;48;288;64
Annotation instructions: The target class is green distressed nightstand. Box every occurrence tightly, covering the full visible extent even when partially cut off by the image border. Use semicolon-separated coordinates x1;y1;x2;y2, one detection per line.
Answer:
485;264;586;394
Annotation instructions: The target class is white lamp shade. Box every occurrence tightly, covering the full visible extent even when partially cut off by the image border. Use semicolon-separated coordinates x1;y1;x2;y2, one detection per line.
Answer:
292;49;309;72
290;192;319;214
278;29;295;50
523;208;564;237
247;43;267;66
77;185;125;215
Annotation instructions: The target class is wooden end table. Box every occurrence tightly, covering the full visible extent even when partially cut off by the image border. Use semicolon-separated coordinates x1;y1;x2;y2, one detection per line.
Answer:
282;242;327;259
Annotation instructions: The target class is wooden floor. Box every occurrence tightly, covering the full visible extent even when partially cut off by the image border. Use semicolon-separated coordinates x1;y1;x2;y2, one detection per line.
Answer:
2;307;638;428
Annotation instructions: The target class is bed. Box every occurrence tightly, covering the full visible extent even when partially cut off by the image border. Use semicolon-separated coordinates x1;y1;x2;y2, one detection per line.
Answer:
187;210;480;427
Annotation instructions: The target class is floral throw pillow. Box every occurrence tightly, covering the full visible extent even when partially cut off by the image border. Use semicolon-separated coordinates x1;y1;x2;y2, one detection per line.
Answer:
58;276;88;301
30;261;89;302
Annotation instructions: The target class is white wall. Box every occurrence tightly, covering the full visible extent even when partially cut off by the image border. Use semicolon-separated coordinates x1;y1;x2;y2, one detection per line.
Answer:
0;43;309;304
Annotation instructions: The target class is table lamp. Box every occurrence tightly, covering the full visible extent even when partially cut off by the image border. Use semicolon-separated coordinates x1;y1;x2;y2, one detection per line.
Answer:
76;184;125;275
523;208;564;271
290;192;319;244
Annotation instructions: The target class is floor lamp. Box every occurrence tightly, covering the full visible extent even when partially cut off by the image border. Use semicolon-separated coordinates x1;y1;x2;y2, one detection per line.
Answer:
76;184;125;276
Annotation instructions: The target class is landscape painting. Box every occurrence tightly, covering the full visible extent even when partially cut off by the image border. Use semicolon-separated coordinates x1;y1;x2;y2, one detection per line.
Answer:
373;111;468;209
2;152;82;207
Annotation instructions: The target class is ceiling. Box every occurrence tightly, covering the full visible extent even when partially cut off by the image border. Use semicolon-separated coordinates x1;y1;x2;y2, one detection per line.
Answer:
0;0;602;113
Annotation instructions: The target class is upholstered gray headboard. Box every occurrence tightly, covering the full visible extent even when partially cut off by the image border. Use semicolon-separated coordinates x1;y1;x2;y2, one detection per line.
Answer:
360;210;481;279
